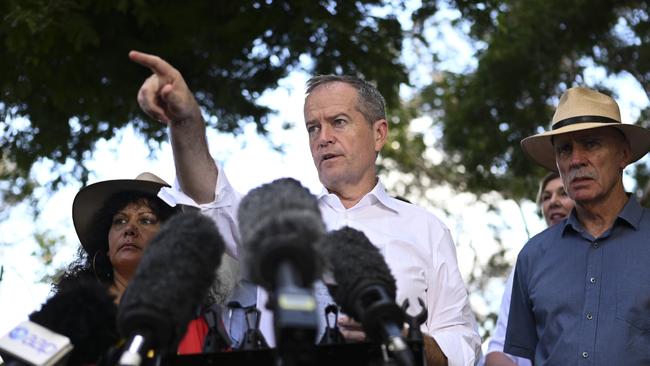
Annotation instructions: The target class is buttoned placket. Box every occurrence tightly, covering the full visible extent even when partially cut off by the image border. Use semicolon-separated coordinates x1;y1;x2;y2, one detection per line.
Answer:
578;238;603;365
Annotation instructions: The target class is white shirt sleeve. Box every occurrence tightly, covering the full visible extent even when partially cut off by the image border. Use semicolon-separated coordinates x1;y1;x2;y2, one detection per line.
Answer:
157;162;242;258
425;227;482;366
485;269;531;366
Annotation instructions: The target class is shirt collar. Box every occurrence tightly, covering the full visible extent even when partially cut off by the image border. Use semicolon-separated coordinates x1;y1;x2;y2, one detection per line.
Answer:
563;194;642;235
617;194;643;230
316;179;401;214
563;210;579;235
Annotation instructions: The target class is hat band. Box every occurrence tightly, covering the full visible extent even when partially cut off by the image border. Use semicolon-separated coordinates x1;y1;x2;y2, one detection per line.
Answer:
553;115;620;130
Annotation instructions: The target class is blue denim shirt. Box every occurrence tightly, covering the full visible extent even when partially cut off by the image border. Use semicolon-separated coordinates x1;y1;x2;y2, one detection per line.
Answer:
504;197;650;365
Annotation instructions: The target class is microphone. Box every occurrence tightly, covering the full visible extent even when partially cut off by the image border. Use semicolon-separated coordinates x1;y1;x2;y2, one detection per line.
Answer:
0;278;118;366
116;212;225;366
319;227;414;366
237;178;324;361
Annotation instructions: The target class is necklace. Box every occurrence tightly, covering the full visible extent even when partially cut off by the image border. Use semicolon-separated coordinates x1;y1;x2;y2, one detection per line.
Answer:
113;276;128;292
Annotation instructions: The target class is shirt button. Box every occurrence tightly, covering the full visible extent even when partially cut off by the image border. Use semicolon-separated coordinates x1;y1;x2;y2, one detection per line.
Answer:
590;277;597;283
582;351;589;358
593;242;599;248
587;313;593;320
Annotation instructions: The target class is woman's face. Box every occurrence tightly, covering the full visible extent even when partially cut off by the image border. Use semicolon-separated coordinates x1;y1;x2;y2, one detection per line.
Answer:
540;177;575;226
107;200;161;278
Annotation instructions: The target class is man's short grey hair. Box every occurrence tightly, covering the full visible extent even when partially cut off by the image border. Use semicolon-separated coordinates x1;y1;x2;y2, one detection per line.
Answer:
306;74;386;124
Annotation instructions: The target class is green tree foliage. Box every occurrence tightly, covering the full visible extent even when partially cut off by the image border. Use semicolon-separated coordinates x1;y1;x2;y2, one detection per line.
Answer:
32;229;67;282
4;0;649;339
0;0;407;189
4;0;648;202
379;1;650;338
391;0;650;202
0;155;38;224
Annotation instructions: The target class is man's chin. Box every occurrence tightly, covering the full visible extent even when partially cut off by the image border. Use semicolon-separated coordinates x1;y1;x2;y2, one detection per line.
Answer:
571;191;603;205
320;177;347;193
319;170;342;185
549;217;567;226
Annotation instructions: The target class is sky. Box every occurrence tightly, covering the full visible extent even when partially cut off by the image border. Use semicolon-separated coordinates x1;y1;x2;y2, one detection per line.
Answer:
1;3;650;354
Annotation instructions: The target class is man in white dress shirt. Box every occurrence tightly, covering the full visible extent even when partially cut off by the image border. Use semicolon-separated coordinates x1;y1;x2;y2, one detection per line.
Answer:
129;50;481;366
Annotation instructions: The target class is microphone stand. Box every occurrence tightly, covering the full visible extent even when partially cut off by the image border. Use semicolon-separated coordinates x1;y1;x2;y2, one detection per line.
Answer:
118;332;152;366
354;285;415;366
271;261;318;366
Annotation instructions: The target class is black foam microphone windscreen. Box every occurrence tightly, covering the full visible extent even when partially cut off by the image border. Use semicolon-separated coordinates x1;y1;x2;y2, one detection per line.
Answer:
28;278;118;365
319;227;398;328
117;212;225;355
320;227;414;366
237;177;324;289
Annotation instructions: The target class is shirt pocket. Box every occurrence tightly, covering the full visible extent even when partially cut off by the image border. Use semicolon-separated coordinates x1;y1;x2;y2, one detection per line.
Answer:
615;271;650;332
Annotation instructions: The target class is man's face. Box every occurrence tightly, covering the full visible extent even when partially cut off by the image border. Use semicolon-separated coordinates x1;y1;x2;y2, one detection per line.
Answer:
304;82;387;193
554;128;630;204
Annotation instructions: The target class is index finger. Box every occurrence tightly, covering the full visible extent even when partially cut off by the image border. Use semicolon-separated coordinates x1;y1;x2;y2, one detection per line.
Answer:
129;50;175;77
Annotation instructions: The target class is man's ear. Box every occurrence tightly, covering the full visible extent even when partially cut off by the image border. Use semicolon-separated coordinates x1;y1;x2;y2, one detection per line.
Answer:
373;119;388;152
619;137;632;170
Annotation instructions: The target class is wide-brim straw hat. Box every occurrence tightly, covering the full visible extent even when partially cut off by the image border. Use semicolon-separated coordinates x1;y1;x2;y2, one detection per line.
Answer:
72;172;172;255
520;87;650;171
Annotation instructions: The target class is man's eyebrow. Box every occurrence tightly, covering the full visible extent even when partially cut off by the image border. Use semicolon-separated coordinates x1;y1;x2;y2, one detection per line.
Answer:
333;112;352;119
306;112;352;124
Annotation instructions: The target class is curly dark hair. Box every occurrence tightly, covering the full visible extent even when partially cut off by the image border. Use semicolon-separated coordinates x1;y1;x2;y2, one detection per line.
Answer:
55;191;179;292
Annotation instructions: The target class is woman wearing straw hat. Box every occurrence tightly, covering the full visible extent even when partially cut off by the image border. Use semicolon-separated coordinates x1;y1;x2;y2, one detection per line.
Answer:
56;172;228;354
503;87;650;365
58;172;180;301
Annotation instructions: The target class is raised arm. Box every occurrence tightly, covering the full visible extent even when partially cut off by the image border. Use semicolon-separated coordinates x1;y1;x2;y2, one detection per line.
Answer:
129;50;217;203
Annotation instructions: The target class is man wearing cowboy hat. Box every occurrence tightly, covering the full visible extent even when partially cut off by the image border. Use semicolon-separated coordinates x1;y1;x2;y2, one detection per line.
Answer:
504;87;650;365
